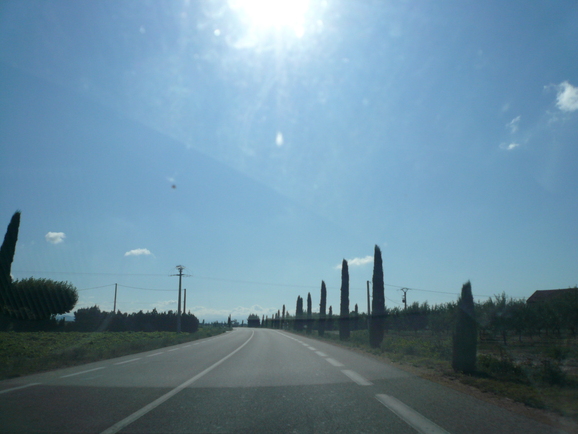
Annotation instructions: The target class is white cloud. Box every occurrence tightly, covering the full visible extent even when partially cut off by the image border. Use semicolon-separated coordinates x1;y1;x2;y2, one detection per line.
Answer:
124;248;152;257
556;81;578;112
499;142;520;151
45;232;66;244
153;300;177;309
335;255;373;269
506;115;521;133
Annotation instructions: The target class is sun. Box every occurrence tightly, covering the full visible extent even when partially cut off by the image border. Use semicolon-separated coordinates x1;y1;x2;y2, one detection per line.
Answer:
229;0;310;37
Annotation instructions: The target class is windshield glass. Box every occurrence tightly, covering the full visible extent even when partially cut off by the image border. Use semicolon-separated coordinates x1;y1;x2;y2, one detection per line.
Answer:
1;1;577;433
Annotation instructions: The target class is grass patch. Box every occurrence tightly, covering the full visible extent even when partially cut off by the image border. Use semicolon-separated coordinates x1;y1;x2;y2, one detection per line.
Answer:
0;327;226;380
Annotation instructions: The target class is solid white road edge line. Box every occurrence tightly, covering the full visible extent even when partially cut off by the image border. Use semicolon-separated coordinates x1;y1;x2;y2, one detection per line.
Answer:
375;394;450;434
60;367;106;378
315;351;328;357
100;330;255;434
341;369;373;386
0;382;41;395
114;358;141;365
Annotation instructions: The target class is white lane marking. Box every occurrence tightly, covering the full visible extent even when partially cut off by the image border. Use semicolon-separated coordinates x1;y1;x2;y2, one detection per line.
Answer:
326;358;344;367
315;351;327;357
101;330;255;434
168;348;180;352
147;352;163;357
0;383;41;395
341;369;372;386
376;394;450;434
307;347;317;351
61;367;106;378
114;358;141;365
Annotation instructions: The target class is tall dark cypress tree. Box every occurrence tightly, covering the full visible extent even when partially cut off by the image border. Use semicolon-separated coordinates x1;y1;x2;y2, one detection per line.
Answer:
282;305;286;330
328;305;333;331
339;259;350;340
452;281;477;374
294;296;304;331
370;245;385;348
0;211;21;313
318;280;327;337
306;292;312;334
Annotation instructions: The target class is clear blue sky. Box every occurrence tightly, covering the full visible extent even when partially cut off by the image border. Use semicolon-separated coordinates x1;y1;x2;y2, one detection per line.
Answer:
1;1;577;322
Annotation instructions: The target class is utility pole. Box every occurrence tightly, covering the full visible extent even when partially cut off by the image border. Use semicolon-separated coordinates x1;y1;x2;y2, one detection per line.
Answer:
366;280;371;331
183;288;187;314
171;265;189;333
113;283;118;313
401;287;409;310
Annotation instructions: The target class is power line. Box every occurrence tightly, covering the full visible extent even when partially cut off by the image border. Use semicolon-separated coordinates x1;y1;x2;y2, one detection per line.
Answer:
13;270;168;277
78;284;115;292
117;284;174;292
16;269;490;297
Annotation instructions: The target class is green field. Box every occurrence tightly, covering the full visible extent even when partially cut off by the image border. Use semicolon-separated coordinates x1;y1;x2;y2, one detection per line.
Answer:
0;328;227;380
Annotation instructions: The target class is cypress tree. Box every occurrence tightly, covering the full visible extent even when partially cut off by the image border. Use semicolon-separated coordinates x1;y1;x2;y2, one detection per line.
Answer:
339;259;350;340
452;281;477;374
294;296;304;331
306;292;312;334
318;280;327;337
0;211;21;315
282;304;286;329
328;305;333;331
370;245;385;348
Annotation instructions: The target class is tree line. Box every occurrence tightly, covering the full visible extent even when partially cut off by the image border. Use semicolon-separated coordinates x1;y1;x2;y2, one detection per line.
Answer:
73;305;199;333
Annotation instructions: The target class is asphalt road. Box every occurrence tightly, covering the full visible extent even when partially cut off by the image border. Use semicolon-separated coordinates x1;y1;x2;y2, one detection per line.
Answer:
0;328;567;433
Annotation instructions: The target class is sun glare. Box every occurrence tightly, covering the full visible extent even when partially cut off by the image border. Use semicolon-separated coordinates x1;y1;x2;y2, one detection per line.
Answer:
230;0;310;37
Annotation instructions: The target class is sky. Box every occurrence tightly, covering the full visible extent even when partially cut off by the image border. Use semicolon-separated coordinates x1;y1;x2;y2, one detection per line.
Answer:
1;0;577;322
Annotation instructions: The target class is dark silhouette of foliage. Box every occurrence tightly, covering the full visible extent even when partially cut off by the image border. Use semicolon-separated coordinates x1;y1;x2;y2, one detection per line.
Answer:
282;304;286;329
3;277;78;320
73;306;199;332
227;315;232;328
247;314;260;328
370;245;385;348
339;259;350;340
0;211;21;313
452;281;477;374
352;303;360;331
318;280;327;337
327;305;334;331
306;292;313;334
294;296;304;331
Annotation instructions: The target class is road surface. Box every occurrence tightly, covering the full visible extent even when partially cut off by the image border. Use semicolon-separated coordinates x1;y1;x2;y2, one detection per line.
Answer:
0;328;566;433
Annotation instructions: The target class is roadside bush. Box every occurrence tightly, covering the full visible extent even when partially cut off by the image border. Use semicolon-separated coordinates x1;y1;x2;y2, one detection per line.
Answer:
478;354;525;381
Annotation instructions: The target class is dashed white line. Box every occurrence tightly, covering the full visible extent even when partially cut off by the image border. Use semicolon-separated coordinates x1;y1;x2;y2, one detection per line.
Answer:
147;352;163;357
376;394;450;434
114;358;141;365
61;367;106;378
341;369;372;386
307;347;317;351
0;383;41;395
168;348;180;352
315;351;327;357
325;358;344;367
